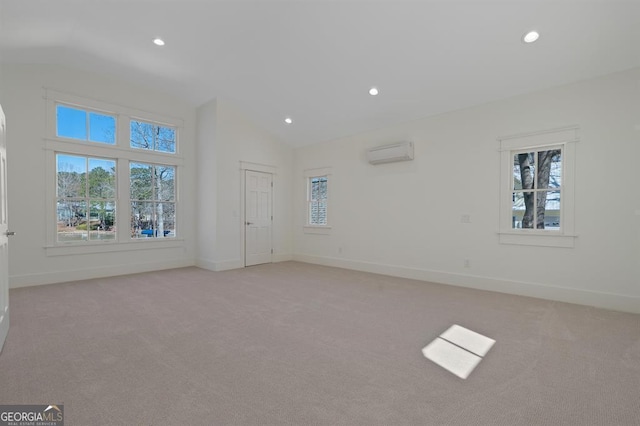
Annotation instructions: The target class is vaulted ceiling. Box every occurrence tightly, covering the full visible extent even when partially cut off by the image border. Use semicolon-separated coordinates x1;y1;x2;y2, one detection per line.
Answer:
1;0;639;147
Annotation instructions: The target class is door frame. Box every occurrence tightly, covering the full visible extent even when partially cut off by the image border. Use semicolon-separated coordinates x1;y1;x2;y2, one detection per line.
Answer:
239;161;276;267
0;104;9;354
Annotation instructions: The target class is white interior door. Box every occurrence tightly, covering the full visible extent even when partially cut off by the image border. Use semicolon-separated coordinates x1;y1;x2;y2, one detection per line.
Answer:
0;105;10;353
245;170;272;266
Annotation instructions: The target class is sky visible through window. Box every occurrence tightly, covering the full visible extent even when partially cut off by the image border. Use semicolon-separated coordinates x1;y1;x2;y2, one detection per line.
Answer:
56;105;115;144
57;154;113;175
54;99;178;242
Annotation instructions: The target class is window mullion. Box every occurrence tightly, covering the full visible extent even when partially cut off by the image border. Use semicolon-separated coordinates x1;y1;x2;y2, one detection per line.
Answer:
117;114;128;150
116;158;129;243
153;126;158;151
84;157;90;239
85;111;90;142
151;165;157;230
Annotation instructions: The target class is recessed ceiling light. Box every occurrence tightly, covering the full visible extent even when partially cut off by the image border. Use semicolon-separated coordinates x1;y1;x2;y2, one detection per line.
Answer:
153;38;165;46
522;31;540;43
284;117;293;124
369;87;379;96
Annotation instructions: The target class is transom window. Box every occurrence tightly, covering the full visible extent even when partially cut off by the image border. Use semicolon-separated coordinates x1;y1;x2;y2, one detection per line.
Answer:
130;120;176;154
56;104;116;145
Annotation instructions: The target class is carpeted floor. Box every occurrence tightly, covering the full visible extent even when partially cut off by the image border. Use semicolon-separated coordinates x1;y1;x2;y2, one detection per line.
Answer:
0;262;638;425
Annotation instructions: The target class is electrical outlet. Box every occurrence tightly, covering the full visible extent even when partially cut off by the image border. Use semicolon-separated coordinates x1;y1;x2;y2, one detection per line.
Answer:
464;259;470;268
461;214;471;223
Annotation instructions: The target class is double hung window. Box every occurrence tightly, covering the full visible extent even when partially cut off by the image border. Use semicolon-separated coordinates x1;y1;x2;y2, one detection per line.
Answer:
498;126;578;247
46;91;182;250
308;176;328;226
303;167;332;234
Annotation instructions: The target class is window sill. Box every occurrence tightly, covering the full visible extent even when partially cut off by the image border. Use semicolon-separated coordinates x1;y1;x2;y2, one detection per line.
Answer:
45;239;184;257
498;231;576;248
303;225;332;235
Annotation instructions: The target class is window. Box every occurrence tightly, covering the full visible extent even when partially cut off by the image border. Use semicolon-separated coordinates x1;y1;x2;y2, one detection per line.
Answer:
56;154;116;242
303;167;332;234
45;90;183;252
308;176;328;226
130;163;176;238
512;148;562;230
130;120;176;153
499;126;578;247
56;104;116;144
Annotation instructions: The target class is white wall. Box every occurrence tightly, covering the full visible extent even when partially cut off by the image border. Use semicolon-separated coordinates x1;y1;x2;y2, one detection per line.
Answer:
1;63;293;286
3;61;637;313
2;64;198;287
195;99;218;269
196;98;293;271
293;68;640;313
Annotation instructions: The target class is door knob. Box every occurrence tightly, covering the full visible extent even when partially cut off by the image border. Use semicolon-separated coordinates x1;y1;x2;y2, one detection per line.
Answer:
4;231;15;236
246;222;253;226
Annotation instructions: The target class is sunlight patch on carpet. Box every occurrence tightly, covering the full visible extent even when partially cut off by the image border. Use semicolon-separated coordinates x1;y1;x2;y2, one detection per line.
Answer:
422;324;495;379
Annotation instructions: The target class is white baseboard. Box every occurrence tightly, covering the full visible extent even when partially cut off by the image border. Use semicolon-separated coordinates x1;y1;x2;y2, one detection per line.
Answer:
196;253;293;272
196;258;243;272
273;253;293;263
195;257;217;271
10;258;196;289
293;254;640;314
12;253;292;287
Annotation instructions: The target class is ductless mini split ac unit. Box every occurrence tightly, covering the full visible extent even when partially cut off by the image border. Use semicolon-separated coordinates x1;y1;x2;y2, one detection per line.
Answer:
367;141;414;165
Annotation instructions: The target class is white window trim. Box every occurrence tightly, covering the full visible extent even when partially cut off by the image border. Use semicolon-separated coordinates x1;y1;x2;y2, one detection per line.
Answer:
304;167;332;234
498;126;578;248
45;89;184;141
43;89;184;255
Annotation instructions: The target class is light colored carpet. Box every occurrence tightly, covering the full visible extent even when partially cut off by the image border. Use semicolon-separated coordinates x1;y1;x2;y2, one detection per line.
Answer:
0;262;638;425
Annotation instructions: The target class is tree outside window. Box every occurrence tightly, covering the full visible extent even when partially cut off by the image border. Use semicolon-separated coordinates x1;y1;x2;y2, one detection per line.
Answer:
130;120;176;153
130;162;176;238
49;93;182;249
512;148;562;230
499;126;577;247
56;154;116;242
